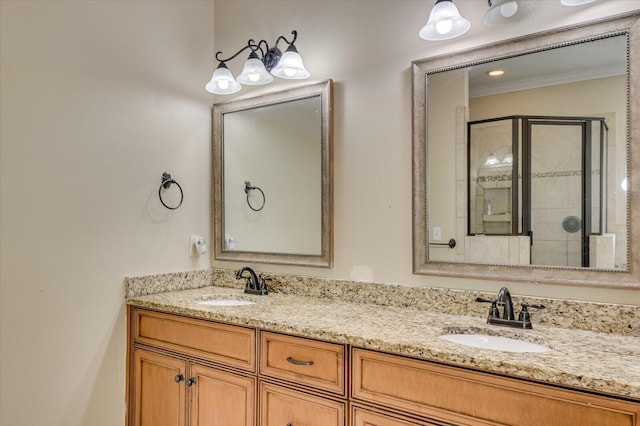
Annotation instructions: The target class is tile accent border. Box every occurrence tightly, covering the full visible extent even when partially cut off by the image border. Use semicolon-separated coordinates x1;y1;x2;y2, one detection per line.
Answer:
124;267;639;336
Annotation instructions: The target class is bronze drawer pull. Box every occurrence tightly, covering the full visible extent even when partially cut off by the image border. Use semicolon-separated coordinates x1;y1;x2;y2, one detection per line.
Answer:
286;356;314;366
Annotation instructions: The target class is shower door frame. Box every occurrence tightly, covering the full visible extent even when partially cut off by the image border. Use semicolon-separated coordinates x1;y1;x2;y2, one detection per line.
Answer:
467;115;607;268
524;118;604;268
466;116;521;237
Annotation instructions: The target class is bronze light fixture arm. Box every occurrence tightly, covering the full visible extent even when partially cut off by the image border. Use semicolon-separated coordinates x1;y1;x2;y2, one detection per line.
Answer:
254;30;299;72
215;40;260;64
205;30;309;94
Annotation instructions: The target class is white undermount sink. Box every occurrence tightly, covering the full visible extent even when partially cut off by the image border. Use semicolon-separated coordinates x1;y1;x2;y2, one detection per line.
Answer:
196;295;256;307
440;334;552;353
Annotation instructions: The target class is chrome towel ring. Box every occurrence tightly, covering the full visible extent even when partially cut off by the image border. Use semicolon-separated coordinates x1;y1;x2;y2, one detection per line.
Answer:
159;172;183;210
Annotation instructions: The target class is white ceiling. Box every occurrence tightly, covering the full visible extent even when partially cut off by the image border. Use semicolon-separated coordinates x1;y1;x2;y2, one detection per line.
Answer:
467;34;627;98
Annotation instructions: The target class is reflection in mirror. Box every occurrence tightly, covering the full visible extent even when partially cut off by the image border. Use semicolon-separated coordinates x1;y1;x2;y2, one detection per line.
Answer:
412;14;640;287
223;96;322;255
467;115;611;269
213;80;333;267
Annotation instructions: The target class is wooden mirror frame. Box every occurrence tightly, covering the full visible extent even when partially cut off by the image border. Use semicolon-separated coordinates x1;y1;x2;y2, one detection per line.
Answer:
412;14;640;288
213;80;334;267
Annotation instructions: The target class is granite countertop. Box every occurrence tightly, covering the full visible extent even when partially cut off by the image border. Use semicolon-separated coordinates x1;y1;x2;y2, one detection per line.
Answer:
126;285;640;400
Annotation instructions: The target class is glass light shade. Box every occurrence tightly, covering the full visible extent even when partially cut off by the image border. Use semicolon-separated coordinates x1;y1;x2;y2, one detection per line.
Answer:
484;153;500;166
237;54;273;85
502;153;513;164
270;45;310;79
482;0;539;25
419;0;470;41
205;62;241;95
561;0;596;5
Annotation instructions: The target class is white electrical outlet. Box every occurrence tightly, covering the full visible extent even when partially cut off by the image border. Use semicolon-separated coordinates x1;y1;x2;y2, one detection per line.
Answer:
190;235;206;256
433;226;442;241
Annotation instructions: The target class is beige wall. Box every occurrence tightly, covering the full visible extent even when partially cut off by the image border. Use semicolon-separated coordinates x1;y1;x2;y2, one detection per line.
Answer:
0;1;214;425
427;69;467;262
2;1;640;425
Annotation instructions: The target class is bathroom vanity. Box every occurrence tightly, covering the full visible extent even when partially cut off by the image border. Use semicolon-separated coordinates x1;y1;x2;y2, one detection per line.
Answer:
125;284;639;426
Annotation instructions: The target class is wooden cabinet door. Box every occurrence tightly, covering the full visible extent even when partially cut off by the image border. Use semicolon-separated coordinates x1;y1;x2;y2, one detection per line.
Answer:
260;381;345;426
133;348;186;426
189;363;256;426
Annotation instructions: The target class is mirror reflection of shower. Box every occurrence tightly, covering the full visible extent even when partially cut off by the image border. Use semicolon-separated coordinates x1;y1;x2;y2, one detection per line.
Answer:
468;115;617;268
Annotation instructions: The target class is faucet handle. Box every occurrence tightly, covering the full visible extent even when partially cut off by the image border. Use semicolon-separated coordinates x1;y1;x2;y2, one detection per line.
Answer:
256;274;271;295
476;297;500;319
259;274;272;286
518;302;545;322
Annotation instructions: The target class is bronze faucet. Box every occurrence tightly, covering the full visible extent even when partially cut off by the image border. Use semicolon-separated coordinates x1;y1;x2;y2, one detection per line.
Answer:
496;287;515;320
476;287;544;329
236;266;269;295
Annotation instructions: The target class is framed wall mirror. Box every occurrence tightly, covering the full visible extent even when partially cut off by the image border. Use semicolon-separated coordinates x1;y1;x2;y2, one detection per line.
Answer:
213;80;333;267
412;14;639;288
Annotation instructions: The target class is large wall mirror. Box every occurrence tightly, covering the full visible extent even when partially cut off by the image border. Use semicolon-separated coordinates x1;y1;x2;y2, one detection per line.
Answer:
412;14;640;288
213;80;333;267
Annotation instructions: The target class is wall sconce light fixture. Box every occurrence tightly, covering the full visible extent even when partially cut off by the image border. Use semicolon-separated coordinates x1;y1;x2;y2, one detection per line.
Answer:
419;0;471;41
484;153;500;166
420;0;597;41
206;30;310;95
482;0;539;26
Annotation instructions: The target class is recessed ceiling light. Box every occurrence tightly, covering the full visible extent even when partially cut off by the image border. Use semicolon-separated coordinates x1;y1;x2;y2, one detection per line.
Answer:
561;0;596;6
487;69;505;77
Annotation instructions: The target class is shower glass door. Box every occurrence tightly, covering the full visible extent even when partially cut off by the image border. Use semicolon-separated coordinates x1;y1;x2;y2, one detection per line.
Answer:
468;115;606;268
526;120;588;267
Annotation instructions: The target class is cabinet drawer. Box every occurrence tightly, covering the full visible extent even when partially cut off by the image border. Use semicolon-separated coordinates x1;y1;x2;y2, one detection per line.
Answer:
352;405;441;426
134;309;256;371
352;348;640;426
259;381;345;426
260;331;346;395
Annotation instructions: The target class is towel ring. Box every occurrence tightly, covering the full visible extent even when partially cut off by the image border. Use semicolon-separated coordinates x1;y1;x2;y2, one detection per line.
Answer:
244;180;265;212
159;172;183;210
